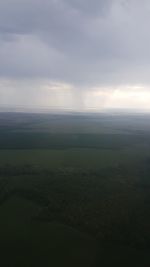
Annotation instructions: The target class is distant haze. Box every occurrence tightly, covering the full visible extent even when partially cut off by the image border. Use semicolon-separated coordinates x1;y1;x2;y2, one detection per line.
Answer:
0;1;150;111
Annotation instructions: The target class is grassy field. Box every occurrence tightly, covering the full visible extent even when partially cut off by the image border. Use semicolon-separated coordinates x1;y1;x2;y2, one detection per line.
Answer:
1;112;150;266
0;196;97;267
0;197;149;267
0;143;149;169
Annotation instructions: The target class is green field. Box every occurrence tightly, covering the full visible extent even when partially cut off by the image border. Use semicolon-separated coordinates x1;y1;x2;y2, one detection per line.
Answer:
1;112;150;266
0;144;149;169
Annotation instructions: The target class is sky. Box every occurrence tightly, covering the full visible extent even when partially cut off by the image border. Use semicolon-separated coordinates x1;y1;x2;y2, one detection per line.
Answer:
0;0;150;111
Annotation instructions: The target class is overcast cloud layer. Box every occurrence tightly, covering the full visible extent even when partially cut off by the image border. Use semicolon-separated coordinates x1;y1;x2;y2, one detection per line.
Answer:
0;0;150;110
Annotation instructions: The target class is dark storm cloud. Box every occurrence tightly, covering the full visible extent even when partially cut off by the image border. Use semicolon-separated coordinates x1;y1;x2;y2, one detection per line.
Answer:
0;0;150;86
